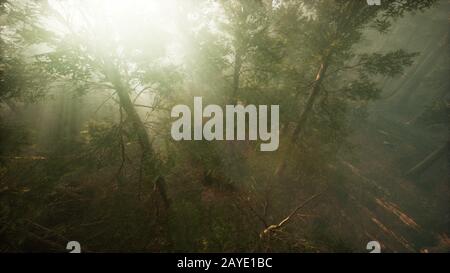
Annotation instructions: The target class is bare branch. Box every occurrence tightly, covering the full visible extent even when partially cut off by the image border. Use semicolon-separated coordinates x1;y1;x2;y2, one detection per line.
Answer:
260;190;326;238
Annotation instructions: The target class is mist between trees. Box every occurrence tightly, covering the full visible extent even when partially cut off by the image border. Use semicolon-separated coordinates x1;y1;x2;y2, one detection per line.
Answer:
0;0;448;252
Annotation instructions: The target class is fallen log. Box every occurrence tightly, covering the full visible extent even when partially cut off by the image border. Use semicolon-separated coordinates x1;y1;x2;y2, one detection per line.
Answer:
405;143;448;178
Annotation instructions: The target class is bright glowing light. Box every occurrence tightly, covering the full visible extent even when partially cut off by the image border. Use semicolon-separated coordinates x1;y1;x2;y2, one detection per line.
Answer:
46;0;180;53
48;0;179;30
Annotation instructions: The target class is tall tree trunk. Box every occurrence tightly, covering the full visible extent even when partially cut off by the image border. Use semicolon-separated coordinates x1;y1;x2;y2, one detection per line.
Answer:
290;62;329;142
115;81;155;161
105;64;170;208
274;59;330;176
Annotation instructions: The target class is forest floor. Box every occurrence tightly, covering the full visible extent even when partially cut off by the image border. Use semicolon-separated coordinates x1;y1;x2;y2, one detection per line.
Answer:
333;113;449;252
1;108;448;253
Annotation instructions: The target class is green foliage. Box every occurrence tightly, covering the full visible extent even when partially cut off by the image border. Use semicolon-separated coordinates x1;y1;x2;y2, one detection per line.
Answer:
341;80;381;101
0;0;442;252
358;50;419;77
80;121;122;167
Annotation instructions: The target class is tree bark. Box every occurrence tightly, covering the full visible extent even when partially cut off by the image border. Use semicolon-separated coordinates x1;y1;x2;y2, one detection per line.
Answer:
104;64;169;208
274;59;330;176
291;62;329;142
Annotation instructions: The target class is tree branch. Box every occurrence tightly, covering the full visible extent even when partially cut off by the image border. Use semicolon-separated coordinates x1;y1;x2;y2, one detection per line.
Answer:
260;190;326;238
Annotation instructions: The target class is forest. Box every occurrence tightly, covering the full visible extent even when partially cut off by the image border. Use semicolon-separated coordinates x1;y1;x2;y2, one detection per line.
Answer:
0;0;448;253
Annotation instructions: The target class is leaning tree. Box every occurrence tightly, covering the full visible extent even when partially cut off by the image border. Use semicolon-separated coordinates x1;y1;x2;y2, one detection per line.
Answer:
0;0;183;205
